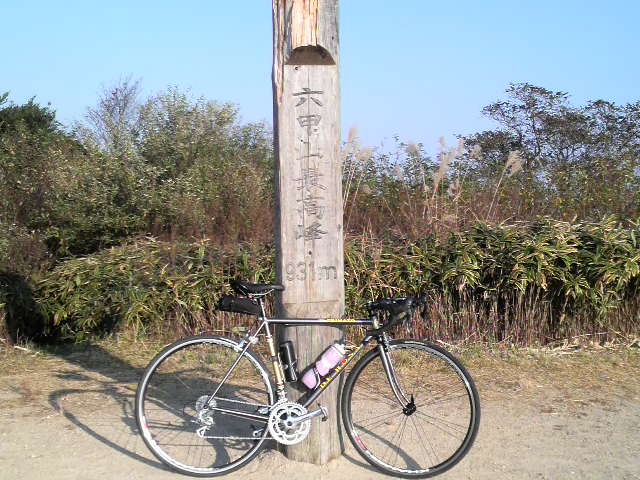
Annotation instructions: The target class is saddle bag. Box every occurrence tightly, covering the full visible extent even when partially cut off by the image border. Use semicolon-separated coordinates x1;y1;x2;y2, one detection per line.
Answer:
217;294;261;316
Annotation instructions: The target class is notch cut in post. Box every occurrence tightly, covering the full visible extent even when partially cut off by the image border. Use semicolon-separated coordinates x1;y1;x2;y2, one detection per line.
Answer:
287;46;335;65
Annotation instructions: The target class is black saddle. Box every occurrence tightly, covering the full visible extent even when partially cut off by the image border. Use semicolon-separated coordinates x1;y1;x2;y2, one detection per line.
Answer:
231;280;285;295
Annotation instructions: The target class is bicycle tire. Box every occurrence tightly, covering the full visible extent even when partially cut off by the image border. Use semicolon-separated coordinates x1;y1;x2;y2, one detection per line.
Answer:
341;340;480;478
135;335;275;477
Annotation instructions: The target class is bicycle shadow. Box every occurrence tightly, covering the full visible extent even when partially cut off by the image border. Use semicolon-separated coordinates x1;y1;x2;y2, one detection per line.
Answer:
47;344;166;471
341;423;423;473
47;343;275;473
47;343;419;476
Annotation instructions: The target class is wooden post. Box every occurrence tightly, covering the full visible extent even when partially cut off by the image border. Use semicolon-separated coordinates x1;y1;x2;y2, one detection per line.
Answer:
272;0;344;464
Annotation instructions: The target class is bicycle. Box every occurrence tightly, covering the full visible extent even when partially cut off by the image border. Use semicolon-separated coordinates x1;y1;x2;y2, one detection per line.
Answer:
135;280;480;478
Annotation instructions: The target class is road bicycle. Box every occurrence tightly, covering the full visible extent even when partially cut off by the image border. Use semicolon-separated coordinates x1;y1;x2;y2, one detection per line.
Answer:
135;280;480;478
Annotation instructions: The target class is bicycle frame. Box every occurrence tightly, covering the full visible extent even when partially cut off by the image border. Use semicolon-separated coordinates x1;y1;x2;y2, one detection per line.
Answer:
266;317;373;407
205;301;411;425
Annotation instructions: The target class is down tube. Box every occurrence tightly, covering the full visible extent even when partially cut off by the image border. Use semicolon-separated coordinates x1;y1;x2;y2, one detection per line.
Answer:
301;341;370;408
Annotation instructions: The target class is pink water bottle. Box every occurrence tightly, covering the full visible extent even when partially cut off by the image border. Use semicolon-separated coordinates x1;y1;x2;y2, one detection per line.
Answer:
301;343;346;389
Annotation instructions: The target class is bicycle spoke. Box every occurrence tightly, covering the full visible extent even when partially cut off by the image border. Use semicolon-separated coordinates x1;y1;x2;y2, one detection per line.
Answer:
412;411;466;439
410;414;439;467
345;341;479;477
420;391;471;407
352;378;400;408
146;420;190;431
354;409;399;428
154;424;187;445
414;411;468;433
198;439;205;469
391;416;409;468
173;372;196;392
143;403;188;418
136;336;273;475
186;434;194;469
384;415;406;466
416;382;467;400
356;411;404;433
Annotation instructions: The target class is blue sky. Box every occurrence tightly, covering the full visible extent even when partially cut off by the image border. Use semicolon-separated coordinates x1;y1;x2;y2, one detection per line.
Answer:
2;1;638;156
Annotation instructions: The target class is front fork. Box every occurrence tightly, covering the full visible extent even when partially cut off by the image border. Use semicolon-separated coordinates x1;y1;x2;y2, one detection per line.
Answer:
378;334;413;408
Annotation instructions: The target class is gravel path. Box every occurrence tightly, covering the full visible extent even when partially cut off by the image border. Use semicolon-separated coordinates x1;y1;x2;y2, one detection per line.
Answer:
1;346;638;480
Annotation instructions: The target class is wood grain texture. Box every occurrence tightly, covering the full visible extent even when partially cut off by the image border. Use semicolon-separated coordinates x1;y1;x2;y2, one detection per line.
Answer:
272;0;344;464
273;0;339;102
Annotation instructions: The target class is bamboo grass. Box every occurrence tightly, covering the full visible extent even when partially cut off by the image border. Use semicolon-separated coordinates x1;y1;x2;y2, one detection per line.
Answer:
14;217;638;344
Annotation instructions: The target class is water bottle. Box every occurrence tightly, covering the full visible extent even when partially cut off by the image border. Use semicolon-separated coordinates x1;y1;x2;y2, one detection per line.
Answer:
301;343;346;389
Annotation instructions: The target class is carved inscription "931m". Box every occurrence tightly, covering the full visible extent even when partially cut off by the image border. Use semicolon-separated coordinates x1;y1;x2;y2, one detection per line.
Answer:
285;262;337;282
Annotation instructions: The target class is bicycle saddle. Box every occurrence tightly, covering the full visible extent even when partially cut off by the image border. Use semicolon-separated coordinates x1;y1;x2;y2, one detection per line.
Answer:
231;280;285;295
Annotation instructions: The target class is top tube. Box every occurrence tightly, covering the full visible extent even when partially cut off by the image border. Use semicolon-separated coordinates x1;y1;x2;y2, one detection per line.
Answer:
265;318;374;326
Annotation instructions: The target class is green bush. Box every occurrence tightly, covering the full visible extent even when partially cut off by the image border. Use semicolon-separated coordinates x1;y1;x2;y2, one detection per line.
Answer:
36;238;274;341
31;218;640;343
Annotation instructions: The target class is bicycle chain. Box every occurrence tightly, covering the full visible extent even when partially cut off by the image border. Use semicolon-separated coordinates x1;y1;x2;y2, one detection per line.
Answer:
209;396;270;409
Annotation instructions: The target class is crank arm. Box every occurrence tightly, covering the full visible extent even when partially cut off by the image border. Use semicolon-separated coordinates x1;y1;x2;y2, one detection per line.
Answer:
289;405;328;425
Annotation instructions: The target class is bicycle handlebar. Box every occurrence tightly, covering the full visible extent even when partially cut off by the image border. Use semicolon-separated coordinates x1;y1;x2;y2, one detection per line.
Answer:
365;295;426;335
366;295;425;315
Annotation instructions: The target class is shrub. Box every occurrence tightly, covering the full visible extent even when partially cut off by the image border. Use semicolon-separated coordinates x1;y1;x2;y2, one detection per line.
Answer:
33;218;640;344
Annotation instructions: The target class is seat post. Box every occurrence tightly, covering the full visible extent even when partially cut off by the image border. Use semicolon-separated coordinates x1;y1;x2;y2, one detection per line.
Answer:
257;296;268;320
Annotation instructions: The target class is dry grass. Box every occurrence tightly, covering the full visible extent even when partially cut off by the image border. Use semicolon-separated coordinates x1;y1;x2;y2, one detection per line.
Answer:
1;336;638;420
458;338;640;415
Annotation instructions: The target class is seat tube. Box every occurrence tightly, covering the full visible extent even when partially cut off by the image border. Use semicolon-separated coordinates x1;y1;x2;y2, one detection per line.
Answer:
264;321;286;398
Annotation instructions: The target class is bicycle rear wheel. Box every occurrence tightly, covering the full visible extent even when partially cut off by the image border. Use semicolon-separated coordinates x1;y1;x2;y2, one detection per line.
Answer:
342;340;480;478
135;335;274;477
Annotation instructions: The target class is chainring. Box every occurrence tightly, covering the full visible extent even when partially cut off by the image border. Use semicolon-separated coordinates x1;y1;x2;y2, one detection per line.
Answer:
267;401;310;445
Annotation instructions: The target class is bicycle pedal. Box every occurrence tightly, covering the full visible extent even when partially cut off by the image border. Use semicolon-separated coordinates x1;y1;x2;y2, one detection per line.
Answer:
319;405;328;422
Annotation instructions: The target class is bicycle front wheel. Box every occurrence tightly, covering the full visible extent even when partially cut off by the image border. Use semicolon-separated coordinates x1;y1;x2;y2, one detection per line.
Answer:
135;335;274;477
342;340;480;478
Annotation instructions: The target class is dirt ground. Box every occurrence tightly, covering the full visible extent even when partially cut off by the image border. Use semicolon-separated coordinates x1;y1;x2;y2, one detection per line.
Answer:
0;340;639;480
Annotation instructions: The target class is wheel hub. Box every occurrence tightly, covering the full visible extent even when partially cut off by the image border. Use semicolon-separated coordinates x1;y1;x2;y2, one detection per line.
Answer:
402;395;416;416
